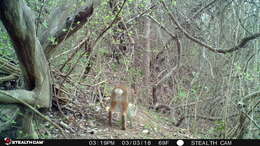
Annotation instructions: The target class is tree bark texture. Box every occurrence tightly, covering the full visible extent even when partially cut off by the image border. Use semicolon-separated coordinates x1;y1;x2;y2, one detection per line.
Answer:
0;0;93;138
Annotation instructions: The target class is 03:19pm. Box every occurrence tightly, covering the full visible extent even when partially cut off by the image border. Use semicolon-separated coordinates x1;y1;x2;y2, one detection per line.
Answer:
88;140;116;145
121;140;151;145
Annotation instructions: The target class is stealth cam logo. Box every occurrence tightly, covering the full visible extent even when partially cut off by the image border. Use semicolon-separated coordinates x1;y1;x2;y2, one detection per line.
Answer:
2;138;44;145
4;137;12;145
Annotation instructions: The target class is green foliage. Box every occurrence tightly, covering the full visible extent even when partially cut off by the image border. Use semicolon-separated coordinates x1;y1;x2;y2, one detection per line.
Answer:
213;120;225;137
41;131;52;139
234;63;255;81
0;26;16;59
48;36;58;45
103;84;113;97
98;47;110;55
0;48;14;58
178;90;186;97
25;0;59;13
128;67;143;82
42;21;48;29
177;89;188;99
1;113;16;125
172;1;177;6
214;120;225;132
189;88;199;100
198;120;225;138
104;15;114;22
111;63;117;72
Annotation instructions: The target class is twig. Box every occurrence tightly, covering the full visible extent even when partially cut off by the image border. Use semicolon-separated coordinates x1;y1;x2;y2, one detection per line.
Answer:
126;5;156;24
0;91;67;138
49;37;88;61
59;37;90;72
189;113;238;121
160;0;260;54
0;73;18;83
36;0;46;34
191;0;219;19
58;0;128;82
92;0;128;49
232;102;260;129
146;15;176;39
243;91;260;101
79;80;107;87
155;65;178;86
55;13;109;118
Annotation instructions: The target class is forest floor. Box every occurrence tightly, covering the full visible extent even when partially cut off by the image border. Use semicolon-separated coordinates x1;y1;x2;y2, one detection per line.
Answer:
44;102;196;139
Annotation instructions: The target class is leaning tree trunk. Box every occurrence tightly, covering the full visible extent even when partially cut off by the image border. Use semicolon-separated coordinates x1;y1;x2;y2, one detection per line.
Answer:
0;0;51;138
0;0;93;138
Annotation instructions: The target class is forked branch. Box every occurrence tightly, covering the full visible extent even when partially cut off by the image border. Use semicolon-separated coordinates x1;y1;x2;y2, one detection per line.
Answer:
160;1;260;54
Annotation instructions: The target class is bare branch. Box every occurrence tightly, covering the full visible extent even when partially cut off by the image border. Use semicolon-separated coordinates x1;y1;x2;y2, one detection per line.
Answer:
0;57;20;75
92;0;128;49
0;74;18;83
243;91;260;101
127;5;156;24
146;15;177;39
0;0;51;108
191;0;219;19
161;1;260;54
41;4;94;58
0;90;68;138
219;33;260;53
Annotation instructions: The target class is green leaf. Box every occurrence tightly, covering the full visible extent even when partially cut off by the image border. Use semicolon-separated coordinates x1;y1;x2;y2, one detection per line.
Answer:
42;21;48;28
172;1;176;6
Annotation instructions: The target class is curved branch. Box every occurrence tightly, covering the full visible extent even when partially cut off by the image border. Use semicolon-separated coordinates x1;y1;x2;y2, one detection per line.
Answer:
146;15;177;39
92;0;127;49
191;0;219;19
161;1;260;54
147;15;181;86
41;4;94;58
220;33;260;53
0;57;20;83
0;57;20;75
0;89;35;105
0;90;68;138
0;74;18;83
0;0;51;108
243;91;260;102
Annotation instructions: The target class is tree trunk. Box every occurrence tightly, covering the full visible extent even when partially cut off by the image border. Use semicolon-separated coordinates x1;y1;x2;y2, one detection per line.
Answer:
144;17;151;86
144;6;151;104
0;0;51;138
0;0;51;107
0;0;93;138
